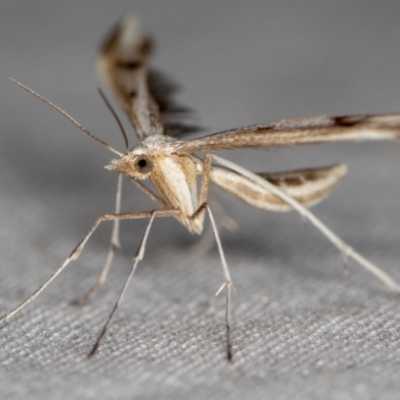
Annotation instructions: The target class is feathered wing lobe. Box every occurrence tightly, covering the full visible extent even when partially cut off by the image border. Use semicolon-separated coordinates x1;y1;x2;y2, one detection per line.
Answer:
97;15;164;139
176;114;400;152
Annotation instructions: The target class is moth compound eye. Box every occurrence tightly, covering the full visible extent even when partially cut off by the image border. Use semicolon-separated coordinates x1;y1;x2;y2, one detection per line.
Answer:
134;156;152;174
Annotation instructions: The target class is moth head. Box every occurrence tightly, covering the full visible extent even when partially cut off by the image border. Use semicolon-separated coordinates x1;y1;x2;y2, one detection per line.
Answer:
105;149;153;179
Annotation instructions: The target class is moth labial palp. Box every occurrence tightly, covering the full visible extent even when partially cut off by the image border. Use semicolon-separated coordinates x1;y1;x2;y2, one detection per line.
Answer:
2;14;400;362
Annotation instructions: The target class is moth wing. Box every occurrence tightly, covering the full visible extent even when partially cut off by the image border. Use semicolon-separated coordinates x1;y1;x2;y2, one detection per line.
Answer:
176;114;400;152
97;15;164;139
210;163;347;212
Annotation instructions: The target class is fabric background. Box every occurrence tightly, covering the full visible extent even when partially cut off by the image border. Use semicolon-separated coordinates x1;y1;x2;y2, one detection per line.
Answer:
1;1;400;399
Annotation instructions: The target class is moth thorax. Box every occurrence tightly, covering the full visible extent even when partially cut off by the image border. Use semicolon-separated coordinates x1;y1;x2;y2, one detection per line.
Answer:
150;154;202;233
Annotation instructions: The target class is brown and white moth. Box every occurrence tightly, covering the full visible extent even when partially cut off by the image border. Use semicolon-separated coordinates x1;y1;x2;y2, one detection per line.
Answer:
2;16;400;361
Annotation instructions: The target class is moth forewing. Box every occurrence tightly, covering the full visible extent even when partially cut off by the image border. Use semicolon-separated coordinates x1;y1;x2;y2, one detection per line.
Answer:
97;15;164;139
176;114;400;153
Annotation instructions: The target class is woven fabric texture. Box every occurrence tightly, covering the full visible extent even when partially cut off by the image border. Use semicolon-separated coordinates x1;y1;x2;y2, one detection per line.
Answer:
1;1;400;399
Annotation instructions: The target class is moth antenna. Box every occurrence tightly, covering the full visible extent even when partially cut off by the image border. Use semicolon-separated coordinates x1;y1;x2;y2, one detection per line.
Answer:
97;88;130;152
9;78;123;156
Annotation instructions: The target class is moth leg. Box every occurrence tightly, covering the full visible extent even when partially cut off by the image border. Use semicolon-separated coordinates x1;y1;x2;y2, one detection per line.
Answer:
88;212;157;357
72;173;124;306
73;175;168;306
188;198;238;259
207;205;234;362
190;153;213;225
0;209;179;325
127;176;166;208
213;154;400;292
196;154;235;293
190;154;235;361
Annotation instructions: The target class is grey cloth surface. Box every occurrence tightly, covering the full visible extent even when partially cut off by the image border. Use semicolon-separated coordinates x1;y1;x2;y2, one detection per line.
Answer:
1;1;400;399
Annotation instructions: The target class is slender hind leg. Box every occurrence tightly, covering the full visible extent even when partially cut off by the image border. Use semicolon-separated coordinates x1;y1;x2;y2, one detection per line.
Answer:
191;202;234;361
213;154;400;292
207;206;234;362
188;197;238;259
191;153;235;361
